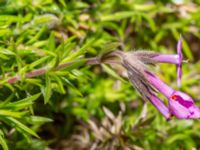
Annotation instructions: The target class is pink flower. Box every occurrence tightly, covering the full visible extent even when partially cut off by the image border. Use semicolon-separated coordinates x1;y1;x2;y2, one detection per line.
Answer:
118;36;199;120
146;71;200;119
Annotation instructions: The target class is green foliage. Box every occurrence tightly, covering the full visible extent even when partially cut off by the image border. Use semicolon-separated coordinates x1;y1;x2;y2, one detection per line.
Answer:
0;0;200;149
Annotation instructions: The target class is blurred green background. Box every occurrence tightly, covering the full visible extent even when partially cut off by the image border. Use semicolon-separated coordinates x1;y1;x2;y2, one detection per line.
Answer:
0;0;200;149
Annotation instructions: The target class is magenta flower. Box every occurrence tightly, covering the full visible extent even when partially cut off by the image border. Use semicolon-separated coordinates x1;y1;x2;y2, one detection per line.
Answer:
145;71;200;119
169;91;200;119
151;37;183;87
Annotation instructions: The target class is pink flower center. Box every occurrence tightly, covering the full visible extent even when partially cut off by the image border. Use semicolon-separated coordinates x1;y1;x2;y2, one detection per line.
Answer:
171;94;193;108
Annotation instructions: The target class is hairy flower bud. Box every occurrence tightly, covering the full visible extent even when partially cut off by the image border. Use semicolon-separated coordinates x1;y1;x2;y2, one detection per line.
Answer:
133;37;183;87
122;53;156;101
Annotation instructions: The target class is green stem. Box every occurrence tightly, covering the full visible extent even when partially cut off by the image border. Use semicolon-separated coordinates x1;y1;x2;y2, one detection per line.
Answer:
3;57;102;84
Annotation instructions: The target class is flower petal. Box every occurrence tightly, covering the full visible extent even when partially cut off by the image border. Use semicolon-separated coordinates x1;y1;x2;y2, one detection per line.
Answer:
177;36;183;87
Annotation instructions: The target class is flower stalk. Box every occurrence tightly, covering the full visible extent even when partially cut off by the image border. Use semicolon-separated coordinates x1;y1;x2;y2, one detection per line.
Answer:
0;57;102;84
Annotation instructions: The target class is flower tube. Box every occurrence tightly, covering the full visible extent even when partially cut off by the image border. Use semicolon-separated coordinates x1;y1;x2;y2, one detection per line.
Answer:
149;93;171;120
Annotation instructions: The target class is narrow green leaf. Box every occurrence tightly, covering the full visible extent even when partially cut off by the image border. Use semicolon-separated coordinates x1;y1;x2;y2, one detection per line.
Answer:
99;42;119;56
0;110;26;118
0;132;8;150
42;74;51;104
133;4;156;11
141;13;156;31
48;31;55;51
61;38;95;63
59;59;87;71
55;36;76;61
33;14;59;26
6;117;39;138
0;94;14;108
61;77;83;96
102;64;127;83
0;49;15;55
29;56;50;69
26;78;42;87
59;0;67;7
52;75;65;94
4;93;41;110
0;53;8;60
100;11;136;21
71;108;89;120
0;29;11;37
27;25;47;44
25;116;53;125
0;15;20;23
